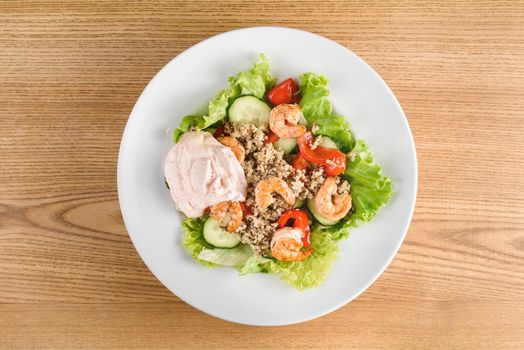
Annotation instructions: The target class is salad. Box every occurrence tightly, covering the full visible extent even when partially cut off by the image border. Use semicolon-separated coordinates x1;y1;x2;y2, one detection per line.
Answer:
164;54;392;290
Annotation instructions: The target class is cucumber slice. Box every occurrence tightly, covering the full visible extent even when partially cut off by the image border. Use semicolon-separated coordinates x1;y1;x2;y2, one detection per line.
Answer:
203;217;240;248
319;136;338;149
294;199;305;208
298;113;308;126
307;198;340;226
228;96;271;126
273;137;297;154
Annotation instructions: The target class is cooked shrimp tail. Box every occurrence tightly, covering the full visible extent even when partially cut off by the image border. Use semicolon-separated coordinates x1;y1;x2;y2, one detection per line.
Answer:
210;201;243;232
271;227;313;262
217;136;245;163
255;177;295;210
269;104;307;138
315;177;352;220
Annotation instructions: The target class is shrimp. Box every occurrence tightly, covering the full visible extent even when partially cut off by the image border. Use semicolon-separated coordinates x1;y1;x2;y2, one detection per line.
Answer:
255;177;295;210
315;177;352;220
269;104;307;138
271;227;313;262
210;201;243;232
217;136;245;163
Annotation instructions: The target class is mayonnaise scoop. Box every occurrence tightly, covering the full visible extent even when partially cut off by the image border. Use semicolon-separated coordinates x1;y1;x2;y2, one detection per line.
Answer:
164;131;247;218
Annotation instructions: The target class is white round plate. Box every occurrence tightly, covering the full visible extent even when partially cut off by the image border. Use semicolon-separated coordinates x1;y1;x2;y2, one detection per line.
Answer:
118;27;417;326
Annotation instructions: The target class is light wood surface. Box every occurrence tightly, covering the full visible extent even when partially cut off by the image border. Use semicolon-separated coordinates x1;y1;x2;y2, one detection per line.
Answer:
1;1;523;349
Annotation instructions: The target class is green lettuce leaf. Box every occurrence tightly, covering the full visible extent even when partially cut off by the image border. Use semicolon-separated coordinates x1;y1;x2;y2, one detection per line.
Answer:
197;244;254;266
203;87;240;129
264;229;339;290
299;72;391;234
230;53;275;98
237;255;270;275
173;87;239;143
316;140;392;240
299;72;354;152
173;54;274;142
173;115;206;142
299;73;332;117
181;217;216;267
344;140;393;226
314;221;351;241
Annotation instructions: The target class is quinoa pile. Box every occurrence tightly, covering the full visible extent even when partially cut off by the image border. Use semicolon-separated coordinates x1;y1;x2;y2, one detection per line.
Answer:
222;122;349;255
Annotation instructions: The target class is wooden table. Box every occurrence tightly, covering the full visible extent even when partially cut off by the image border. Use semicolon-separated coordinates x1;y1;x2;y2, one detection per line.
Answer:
1;1;523;348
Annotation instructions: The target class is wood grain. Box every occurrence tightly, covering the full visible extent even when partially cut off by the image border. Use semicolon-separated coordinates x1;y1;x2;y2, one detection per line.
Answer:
1;0;523;348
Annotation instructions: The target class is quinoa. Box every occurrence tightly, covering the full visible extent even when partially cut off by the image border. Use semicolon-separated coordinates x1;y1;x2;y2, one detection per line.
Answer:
307;167;326;198
321;176;350;195
222;122;333;255
337;178;351;195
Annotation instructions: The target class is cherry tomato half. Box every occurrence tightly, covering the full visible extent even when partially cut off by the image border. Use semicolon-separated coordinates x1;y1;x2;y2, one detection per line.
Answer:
267;78;300;106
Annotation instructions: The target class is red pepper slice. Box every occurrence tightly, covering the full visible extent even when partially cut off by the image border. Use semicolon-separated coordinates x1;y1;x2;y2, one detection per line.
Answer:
277;209;311;247
292;153;310;171
297;132;346;176
213;125;225;138
267;78;300;106
264;130;280;144
240;202;251;217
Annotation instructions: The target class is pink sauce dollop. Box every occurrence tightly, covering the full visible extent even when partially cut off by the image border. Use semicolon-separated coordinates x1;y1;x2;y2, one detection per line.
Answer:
164;131;247;218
